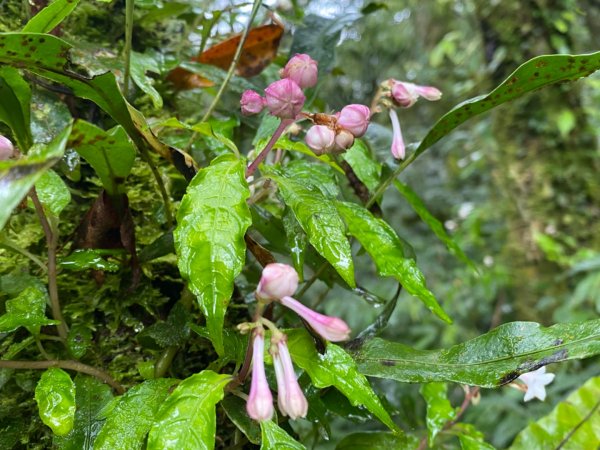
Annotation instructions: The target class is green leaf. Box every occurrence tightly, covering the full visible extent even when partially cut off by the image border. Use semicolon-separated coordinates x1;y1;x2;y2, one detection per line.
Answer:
415;52;600;159
260;420;306;450
265;167;355;287
342;140;382;193
509;376;600;450
0;286;59;334
137;303;190;349
0;123;71;230
336;201;450;323
34;169;71;217
22;0;80;33
54;375;113;450
282;207;308;281
0;66;32;151
287;329;399;433
58;249;121;272
156;117;238;155
35;368;76;437
221;395;261;445
420;382;456;446
69;120;136;195
394;180;476;272
130;52;162;109
353;319;600;387
336;432;419;450
66;325;92;359
174;155;251;355
147;371;231;450
94;378;176;450
284;160;340;198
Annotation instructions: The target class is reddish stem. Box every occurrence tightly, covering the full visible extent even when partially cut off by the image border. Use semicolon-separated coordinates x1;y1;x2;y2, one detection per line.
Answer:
245;119;293;178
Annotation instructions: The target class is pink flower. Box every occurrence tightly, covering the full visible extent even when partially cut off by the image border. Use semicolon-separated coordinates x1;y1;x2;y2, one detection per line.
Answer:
280;296;351;341
256;263;299;302
264;79;306;119
272;338;308;419
389;109;405;160
305;125;335;155
391;80;442;108
241;90;266;115
518;367;555;402
246;331;274;421
280;54;318;89
334;129;355;151
337;104;370;138
0;135;14;160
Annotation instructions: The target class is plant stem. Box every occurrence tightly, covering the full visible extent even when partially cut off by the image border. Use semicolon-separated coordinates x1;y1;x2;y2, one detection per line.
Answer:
138;146;174;228
0;360;124;394
123;0;134;97
365;152;417;208
0;238;47;273
30;189;68;341
246;119;292;178
154;345;178;378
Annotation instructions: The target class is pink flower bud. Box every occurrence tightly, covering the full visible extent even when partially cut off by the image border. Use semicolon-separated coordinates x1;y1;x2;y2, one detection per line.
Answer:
280;53;318;89
334;129;355;151
272;338;308;419
256;263;299;301
241;90;266;115
414;84;442;101
305;125;335;155
389;109;405;160
280;296;351;342
246;332;274;421
0;135;14;160
337;104;370;138
264;79;305;119
391;80;442;107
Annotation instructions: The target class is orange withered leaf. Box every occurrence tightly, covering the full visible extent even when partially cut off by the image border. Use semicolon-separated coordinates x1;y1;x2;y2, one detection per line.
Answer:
168;23;284;90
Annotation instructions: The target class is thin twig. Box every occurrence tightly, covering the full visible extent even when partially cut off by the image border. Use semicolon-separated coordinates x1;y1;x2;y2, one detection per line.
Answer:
123;0;134;97
0;360;125;394
30;189;68;341
0;239;47;273
246;119;293;178
138;146;174;228
365;152;417;208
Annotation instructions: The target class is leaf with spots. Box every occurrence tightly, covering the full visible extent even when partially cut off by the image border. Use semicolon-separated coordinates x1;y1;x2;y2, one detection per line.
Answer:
415;52;600;158
353;319;600;387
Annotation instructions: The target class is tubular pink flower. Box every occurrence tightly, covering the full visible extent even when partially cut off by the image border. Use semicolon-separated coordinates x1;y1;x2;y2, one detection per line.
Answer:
391;80;442;107
389;109;405;160
280;53;318;89
246;332;274;421
305;125;335;155
241;90;266;115
272;338;308;419
414;84;442;101
280;296;351;342
334;129;355;151
337;104;370;138
256;263;299;302
264;78;306;119
0;135;14;160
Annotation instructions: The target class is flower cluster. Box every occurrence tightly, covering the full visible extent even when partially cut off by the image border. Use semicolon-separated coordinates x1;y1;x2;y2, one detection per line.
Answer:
245;263;351;421
0;135;14;160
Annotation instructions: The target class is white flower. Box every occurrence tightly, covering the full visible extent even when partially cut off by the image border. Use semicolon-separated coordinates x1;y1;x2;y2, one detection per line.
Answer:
518;367;555;402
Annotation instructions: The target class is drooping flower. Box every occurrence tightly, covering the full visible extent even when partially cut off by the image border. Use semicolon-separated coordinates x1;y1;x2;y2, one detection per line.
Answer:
0;135;14;160
246;331;274;421
256;263;299;302
518;366;555;402
271;337;308;419
305;125;335;155
280;295;351;342
241;90;266;115
264;78;306;119
337;104;370;138
280;54;318;89
389;109;405;160
390;80;442;108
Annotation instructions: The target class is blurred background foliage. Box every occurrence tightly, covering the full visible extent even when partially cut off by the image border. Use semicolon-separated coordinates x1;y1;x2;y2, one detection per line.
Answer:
0;0;598;448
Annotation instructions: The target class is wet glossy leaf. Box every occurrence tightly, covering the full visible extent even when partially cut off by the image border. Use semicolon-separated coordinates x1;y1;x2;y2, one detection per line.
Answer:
420;382;456;445
394;180;476;272
147;371;231;450
54;376;113;450
221;395;261;445
66;325;93;359
336;431;419;450
353;319;600;387
0;286;58;334
156;117;238;155
282;207;307;281
58;249;121;272
0;123;71;230
0;66;32;151
265;167;355;288
342;140;382;193
22;0;80;33
34;169;71;217
69;120;136;195
260;420;306;450
336;201;451;323
284;160;340;198
137;303;190;349
94;378;177;450
509;376;600;450
415;52;600;159
174;155;251;355
287;329;399;433
35;368;76;437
